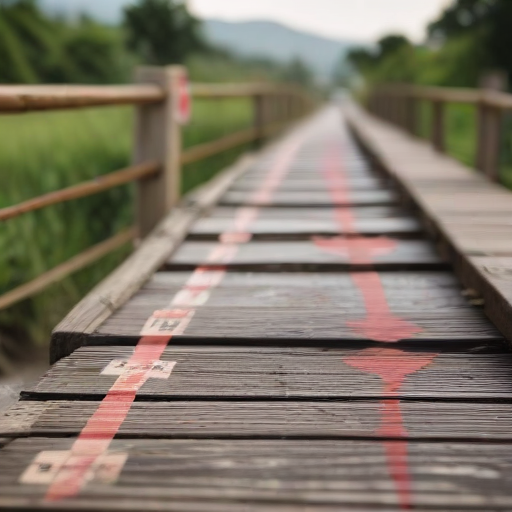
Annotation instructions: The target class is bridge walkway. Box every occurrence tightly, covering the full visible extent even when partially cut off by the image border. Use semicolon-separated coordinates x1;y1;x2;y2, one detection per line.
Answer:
1;106;512;511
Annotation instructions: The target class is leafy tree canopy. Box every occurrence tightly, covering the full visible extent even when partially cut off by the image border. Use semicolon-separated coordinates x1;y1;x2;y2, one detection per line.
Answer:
124;0;205;65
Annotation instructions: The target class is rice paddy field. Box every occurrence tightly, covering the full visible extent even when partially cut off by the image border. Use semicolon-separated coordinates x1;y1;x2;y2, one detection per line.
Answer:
0;98;253;370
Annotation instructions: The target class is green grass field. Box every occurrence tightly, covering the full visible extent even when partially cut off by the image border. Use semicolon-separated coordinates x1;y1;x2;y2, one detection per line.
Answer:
0;98;253;364
417;101;512;188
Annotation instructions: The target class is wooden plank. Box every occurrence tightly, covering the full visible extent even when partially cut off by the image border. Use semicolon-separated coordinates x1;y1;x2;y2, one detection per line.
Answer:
106;271;473;310
167;240;445;271
94;271;493;338
51;154;255;364
92;268;501;341
219;190;397;207
22;343;512;401
202;206;409;219
231;176;387;191
6;400;512;440
3;438;512;510
189;216;422;239
96;307;498;341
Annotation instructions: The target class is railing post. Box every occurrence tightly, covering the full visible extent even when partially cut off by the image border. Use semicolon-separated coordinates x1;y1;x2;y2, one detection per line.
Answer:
405;94;417;136
431;100;445;152
133;65;183;238
253;92;265;146
476;101;488;173
479;105;503;182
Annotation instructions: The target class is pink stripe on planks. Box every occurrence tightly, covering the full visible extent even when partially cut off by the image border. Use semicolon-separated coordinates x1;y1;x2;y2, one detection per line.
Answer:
343;347;438;510
44;130;306;502
315;125;436;511
315;143;421;342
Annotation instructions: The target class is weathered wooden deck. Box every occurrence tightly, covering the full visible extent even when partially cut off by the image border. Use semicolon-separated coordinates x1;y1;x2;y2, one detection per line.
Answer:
2;105;512;510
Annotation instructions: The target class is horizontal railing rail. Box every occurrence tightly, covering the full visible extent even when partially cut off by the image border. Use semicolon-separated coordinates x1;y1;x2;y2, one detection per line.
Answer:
0;65;315;311
0;161;160;222
367;83;512;182
0;84;165;112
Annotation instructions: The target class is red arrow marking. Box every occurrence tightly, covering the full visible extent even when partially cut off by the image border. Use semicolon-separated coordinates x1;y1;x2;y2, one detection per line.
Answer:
318;130;439;510
312;235;397;264
316;145;422;343
343;347;438;510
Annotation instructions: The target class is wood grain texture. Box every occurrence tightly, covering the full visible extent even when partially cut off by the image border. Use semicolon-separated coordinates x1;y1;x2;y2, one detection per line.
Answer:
96;308;499;341
3;438;512;510
104;271;475;311
167;240;445;271
93;270;500;340
22;343;512;400
6;400;512;440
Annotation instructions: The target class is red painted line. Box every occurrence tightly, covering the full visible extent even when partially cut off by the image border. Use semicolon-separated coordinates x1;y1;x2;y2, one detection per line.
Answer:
316;143;421;342
43;130;306;502
316;120;439;510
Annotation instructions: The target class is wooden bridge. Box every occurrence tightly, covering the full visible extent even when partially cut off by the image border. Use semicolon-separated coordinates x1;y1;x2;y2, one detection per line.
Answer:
2;72;512;510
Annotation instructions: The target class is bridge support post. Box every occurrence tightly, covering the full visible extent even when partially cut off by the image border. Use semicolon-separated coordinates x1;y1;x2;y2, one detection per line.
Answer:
133;66;184;239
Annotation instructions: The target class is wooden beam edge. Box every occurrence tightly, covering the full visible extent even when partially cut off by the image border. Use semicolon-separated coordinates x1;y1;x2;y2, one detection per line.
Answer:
50;153;256;363
345;102;512;346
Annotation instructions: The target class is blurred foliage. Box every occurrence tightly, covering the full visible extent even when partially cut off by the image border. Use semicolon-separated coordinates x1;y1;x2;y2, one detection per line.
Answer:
347;0;512;89
346;0;512;188
124;0;204;66
0;0;134;83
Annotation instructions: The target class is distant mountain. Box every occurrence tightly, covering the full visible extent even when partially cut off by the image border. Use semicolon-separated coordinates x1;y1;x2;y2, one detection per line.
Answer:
203;20;359;82
40;0;126;24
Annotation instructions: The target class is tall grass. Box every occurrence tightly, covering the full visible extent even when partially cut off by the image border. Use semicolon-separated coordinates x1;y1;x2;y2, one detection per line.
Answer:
0;98;252;364
416;101;512;187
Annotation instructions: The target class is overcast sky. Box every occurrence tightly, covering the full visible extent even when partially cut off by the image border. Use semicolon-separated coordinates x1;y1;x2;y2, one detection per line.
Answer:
189;0;451;42
42;0;452;43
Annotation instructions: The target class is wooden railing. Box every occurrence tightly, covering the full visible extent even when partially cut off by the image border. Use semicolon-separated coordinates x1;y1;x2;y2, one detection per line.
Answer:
0;65;314;310
367;84;512;182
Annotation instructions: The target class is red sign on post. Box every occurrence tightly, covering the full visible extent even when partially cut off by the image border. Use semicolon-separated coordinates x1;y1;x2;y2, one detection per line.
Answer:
174;70;191;125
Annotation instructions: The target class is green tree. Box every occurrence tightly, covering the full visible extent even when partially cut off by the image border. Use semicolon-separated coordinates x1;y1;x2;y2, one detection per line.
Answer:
428;0;512;85
347;34;416;85
0;0;132;84
124;0;205;65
